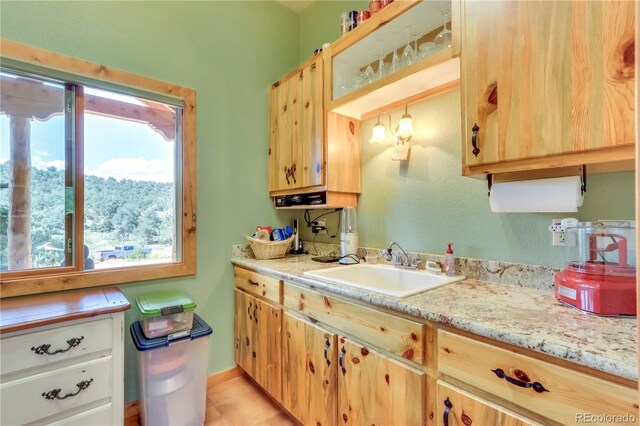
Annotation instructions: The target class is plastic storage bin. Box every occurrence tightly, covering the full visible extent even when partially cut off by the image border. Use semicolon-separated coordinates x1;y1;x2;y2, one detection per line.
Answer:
131;313;212;426
136;290;197;339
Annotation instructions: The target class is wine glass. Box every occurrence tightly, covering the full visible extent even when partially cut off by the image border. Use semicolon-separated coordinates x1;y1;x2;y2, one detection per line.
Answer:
401;25;415;67
390;30;402;73
434;9;452;50
411;30;423;60
376;38;387;79
362;49;375;84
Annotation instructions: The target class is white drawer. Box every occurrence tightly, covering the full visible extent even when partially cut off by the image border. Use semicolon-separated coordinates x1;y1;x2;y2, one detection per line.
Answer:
0;356;112;425
48;403;112;426
1;318;113;376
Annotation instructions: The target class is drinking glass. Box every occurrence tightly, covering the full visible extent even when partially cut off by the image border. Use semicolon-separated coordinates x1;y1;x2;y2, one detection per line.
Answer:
434;9;452;50
401;25;415;67
362;49;375;84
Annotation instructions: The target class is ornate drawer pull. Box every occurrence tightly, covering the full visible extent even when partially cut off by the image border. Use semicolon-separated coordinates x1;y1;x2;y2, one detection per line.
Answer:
247;302;253;319
42;379;93;400
471;123;480;157
31;336;84;355
339;346;346;375
443;397;452;426
491;368;549;393
324;339;331;366
247;279;260;287
253;304;258;323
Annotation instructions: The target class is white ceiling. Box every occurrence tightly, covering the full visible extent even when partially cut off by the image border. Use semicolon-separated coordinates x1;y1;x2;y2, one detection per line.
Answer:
276;0;315;13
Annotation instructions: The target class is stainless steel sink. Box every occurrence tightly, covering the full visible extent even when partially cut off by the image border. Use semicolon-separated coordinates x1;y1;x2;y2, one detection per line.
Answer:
303;263;465;298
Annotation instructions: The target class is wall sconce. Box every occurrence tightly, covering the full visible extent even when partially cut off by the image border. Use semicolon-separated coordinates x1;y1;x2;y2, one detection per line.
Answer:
368;105;413;161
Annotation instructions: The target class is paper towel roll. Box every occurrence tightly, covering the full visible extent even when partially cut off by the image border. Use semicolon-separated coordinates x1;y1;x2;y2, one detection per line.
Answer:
489;176;584;213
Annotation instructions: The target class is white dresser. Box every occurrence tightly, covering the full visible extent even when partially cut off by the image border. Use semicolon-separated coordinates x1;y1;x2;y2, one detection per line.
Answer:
0;288;130;426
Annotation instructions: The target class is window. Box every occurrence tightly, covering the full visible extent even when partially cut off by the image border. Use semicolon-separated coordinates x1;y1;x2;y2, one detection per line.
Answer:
0;39;196;298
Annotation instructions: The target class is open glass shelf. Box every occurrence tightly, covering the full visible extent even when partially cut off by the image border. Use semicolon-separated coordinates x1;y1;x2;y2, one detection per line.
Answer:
330;0;459;119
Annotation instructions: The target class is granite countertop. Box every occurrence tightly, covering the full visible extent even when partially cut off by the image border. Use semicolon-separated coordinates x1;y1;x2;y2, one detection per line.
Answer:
231;255;638;382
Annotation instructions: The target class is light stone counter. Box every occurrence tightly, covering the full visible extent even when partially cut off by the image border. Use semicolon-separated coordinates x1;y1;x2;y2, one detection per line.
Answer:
231;254;638;382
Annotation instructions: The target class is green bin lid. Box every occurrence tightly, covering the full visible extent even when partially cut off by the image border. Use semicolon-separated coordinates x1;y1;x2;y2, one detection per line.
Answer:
135;290;197;317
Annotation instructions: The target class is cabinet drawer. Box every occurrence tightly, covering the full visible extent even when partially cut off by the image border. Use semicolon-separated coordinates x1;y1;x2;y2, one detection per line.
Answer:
0;318;113;376
0;356;112;425
438;330;638;425
284;283;424;365
234;267;281;304
436;381;539;426
50;403;112;426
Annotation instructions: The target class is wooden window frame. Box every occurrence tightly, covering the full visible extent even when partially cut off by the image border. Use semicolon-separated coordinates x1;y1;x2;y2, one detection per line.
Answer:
0;39;196;298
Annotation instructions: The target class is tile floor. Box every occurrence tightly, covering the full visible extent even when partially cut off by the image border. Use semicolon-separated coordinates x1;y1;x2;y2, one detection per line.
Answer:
124;373;297;426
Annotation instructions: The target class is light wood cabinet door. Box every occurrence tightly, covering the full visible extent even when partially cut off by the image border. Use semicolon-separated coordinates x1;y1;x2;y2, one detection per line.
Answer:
436;381;538;426
282;313;337;426
461;1;635;174
338;337;425;426
233;290;282;400
269;58;324;193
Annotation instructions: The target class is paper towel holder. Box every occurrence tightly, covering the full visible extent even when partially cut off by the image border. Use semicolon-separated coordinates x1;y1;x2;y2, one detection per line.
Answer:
487;165;587;197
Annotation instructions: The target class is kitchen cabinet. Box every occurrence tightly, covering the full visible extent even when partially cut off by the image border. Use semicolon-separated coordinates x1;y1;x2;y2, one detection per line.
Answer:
269;54;361;208
338;337;425;426
461;0;635;176
436;381;538;426
233;288;282;400
269;58;324;192
282;313;338;426
437;330;639;425
0;288;129;426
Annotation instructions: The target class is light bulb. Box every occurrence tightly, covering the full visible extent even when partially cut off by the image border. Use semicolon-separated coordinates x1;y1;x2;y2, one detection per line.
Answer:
369;122;386;144
397;113;413;140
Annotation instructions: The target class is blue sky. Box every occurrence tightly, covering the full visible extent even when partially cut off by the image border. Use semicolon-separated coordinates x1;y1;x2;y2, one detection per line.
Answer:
0;91;175;183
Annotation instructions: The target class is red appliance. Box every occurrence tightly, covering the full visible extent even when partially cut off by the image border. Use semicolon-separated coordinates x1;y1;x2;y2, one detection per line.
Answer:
554;221;636;316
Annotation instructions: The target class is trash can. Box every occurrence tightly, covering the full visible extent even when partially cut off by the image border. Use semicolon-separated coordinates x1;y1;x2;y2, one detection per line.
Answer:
131;313;212;426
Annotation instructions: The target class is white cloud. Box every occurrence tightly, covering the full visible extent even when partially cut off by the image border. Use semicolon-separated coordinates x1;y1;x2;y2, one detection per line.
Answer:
33;157;65;170
35;151;49;156
87;157;174;183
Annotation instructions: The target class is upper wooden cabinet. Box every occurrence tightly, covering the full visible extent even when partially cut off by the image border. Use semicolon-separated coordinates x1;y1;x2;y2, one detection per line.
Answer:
269;58;324;192
461;0;636;177
269;54;361;208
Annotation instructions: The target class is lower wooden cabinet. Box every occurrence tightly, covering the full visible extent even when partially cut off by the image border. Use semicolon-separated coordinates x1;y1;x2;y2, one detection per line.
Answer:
436;381;538;426
234;289;282;400
282;313;337;426
338;337;425;426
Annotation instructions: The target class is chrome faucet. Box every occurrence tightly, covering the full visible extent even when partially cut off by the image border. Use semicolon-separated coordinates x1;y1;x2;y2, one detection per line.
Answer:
381;242;422;270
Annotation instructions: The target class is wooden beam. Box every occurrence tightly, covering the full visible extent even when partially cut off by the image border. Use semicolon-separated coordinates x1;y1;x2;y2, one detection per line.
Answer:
1;75;176;140
8;116;32;271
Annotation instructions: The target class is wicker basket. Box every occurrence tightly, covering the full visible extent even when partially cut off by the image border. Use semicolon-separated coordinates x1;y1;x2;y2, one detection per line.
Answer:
245;235;294;260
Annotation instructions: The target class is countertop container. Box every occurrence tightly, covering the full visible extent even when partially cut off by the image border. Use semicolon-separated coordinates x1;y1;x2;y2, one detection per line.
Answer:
136;291;197;339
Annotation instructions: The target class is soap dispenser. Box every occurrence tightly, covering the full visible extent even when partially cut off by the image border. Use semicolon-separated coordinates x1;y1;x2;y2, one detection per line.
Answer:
444;243;456;276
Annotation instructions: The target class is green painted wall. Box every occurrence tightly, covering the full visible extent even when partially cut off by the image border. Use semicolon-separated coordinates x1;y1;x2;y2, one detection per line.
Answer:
296;2;635;268
299;0;367;61
1;0;299;402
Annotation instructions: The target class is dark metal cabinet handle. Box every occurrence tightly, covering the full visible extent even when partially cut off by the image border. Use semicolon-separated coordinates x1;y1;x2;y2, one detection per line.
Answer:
285;167;291;185
247;302;253;319
290;163;297;183
324;339;331;366
471;123;480;157
339;346;346;375
42;379;93;400
491;368;549;393
443;397;452;426
248;279;259;287
253;305;258;323
31;336;84;355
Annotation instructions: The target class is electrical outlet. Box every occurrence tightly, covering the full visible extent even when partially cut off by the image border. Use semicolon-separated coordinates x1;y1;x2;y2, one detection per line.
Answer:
551;218;566;246
315;219;326;227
